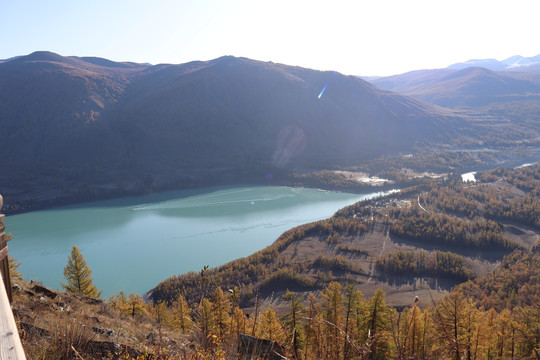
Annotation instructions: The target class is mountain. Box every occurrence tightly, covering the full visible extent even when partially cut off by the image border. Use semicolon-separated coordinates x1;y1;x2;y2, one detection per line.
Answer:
372;67;540;107
448;58;509;71
448;53;540;71
367;69;455;96
0;55;22;63
0;52;467;212
370;66;540;144
371;52;540;109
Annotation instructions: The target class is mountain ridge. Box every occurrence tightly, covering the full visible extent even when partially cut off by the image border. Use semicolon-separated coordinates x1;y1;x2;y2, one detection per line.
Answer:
448;53;540;71
371;63;540;108
0;51;468;213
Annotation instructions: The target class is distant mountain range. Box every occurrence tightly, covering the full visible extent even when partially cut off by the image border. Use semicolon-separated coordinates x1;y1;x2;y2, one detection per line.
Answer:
448;53;540;72
371;66;540;108
0;51;466;211
370;53;540;113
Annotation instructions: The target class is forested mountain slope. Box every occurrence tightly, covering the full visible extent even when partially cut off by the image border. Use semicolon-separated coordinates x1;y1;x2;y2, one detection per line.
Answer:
372;66;540;108
0;51;468;213
370;65;540;149
150;164;540;309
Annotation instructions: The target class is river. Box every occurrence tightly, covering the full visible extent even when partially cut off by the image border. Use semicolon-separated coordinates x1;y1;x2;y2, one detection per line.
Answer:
5;186;392;296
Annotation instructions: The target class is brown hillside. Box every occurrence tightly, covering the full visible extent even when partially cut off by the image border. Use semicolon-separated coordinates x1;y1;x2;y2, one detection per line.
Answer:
0;52;468;213
150;164;540;310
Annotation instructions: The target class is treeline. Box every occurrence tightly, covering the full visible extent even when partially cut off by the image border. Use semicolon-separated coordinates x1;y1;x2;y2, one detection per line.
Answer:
480;164;540;192
311;255;364;275
110;280;539;360
389;207;517;250
290;170;374;191
286;148;515;195
356;151;485;175
152;164;539;307
458;250;540;311
257;268;317;296
423;181;484;218
480;164;540;228
484;193;540;229
421;166;540;229
151;217;370;306
290;169;426;193
375;249;475;282
336;245;369;257
334;183;433;219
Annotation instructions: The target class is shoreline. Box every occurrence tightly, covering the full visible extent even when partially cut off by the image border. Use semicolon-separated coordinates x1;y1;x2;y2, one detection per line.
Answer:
1;176;401;216
7;185;391;297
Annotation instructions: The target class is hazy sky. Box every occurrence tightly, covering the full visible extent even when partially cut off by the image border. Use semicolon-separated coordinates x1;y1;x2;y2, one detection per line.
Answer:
2;0;539;76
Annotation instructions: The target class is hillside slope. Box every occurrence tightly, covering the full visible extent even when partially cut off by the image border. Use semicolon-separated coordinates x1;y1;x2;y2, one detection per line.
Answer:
371;65;540;142
448;53;540;71
150;164;540;309
0;52;467;212
12;248;539;360
372;66;540;108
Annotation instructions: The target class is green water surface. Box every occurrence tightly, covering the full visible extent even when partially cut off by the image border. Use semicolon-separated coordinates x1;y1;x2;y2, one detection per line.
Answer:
6;186;391;296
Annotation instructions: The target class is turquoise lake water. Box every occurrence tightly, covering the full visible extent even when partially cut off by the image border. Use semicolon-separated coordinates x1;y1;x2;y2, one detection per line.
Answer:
6;186;390;296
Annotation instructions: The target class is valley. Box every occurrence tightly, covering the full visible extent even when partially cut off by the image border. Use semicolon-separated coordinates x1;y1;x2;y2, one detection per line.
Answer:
3;51;540;216
1;50;540;359
6;186;394;297
6;162;539;360
150;164;540;311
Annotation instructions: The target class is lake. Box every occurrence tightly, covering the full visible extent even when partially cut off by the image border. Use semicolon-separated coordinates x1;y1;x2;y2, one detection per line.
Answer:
5;186;393;297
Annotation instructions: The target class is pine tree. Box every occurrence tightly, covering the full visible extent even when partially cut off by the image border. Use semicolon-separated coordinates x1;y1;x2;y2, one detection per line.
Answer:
108;291;128;314
321;281;344;358
365;289;392;360
305;292;323;360
232;307;247;337
259;308;287;344
433;292;474;360
172;293;192;333
5;234;22;279
128;292;146;318
343;284;362;360
282;290;305;358
61;245;101;298
212;287;231;337
198;298;215;349
151;300;171;328
8;256;22;279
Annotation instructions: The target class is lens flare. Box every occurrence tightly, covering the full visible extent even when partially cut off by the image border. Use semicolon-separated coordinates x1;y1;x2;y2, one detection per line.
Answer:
271;126;307;167
318;83;328;99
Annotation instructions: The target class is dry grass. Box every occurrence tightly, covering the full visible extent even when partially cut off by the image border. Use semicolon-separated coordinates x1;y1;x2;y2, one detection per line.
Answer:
11;279;199;359
269;209;540;309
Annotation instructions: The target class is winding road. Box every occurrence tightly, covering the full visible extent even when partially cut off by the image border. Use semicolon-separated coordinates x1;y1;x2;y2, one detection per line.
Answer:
418;195;428;213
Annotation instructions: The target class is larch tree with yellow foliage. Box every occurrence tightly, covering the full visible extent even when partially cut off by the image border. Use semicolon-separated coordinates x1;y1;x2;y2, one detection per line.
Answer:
61;245;101;298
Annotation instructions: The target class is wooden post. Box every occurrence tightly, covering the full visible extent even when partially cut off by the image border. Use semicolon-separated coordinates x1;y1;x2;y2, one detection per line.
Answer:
0;194;11;303
0;194;27;359
0;271;26;359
